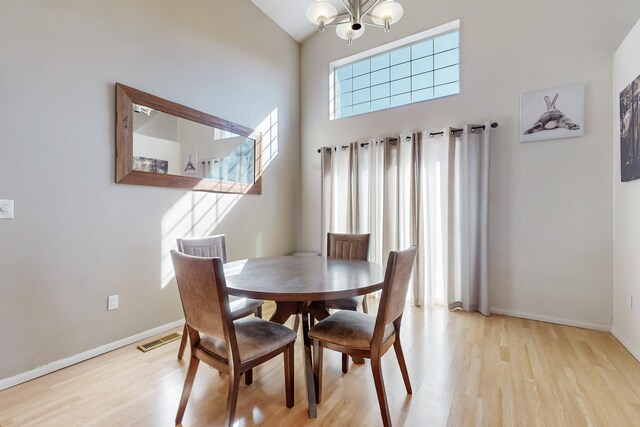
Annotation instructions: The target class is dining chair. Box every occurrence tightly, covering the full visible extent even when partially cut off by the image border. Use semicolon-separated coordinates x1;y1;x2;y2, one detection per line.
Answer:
323;232;370;372
171;251;296;427
176;235;264;366
309;246;417;427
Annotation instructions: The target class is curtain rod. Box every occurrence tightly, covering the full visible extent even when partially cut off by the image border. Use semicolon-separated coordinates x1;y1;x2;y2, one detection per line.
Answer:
430;122;499;138
316;122;498;152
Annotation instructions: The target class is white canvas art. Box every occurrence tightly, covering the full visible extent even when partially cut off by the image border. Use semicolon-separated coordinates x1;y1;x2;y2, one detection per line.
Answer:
520;83;585;143
183;150;198;175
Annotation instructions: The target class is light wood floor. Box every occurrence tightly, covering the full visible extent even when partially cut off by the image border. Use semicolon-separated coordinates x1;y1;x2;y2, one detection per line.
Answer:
1;302;640;426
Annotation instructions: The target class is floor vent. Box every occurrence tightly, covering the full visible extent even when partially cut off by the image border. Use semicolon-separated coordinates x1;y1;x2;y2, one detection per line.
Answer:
137;331;182;353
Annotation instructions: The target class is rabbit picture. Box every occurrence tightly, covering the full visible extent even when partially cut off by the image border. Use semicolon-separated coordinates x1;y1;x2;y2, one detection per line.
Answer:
524;93;580;135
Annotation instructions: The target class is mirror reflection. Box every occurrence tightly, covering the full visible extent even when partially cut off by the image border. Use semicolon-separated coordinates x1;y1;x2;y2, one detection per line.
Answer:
132;105;255;184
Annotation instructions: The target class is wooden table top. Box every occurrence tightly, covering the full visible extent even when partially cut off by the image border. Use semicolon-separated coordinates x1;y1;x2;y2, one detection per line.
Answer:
224;256;386;302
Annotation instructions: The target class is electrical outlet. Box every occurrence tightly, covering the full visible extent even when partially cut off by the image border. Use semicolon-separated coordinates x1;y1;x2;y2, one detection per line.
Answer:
0;200;14;219
108;295;119;311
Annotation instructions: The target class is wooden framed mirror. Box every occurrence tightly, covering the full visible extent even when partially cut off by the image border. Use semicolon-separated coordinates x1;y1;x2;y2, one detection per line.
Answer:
115;83;262;194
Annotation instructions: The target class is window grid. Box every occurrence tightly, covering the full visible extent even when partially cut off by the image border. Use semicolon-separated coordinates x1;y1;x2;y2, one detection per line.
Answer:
332;31;460;120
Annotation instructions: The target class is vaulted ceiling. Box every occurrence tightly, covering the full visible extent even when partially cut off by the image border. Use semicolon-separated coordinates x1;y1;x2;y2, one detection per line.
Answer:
251;0;345;42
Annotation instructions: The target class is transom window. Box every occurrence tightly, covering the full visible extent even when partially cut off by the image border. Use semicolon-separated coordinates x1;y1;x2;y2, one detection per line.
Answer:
330;21;460;120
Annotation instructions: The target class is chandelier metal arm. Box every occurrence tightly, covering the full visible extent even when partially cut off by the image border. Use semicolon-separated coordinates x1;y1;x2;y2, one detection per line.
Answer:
361;0;381;16
340;0;354;18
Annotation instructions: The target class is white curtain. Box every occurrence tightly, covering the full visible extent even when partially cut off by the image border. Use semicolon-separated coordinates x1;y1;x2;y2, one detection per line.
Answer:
319;122;491;315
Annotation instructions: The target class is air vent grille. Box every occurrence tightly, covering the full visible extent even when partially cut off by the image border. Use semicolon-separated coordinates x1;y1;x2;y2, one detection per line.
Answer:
137;331;182;353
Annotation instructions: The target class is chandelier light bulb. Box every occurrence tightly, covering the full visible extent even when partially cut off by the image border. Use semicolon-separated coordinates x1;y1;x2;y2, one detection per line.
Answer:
336;19;365;45
372;0;404;29
306;0;338;30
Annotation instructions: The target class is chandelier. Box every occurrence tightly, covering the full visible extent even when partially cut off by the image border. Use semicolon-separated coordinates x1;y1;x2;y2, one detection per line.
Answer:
306;0;404;45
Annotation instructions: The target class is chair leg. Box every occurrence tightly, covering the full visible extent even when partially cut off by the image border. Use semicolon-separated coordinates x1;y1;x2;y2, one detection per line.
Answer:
256;305;263;319
284;343;295;408
342;353;349;373
177;324;188;360
244;368;253;386
293;314;300;333
393;338;412;394
371;357;392;427
362;295;369;314
175;355;200;425
224;369;242;427
313;340;323;403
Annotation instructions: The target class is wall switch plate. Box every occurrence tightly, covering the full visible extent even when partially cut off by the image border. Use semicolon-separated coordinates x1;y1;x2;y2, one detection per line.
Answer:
108;295;119;311
0;200;14;219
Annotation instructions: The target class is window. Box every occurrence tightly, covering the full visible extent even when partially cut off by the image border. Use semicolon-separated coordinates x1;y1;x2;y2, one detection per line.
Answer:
330;21;460;120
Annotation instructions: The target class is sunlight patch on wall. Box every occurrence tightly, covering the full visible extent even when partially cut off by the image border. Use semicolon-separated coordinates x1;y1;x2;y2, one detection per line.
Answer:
160;108;279;289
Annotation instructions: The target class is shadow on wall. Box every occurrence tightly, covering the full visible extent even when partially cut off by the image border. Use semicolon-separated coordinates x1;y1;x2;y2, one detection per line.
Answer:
160;109;279;288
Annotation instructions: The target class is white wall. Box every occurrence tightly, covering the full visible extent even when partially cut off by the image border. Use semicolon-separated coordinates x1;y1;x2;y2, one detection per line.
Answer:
613;18;640;360
133;134;182;175
299;0;640;329
0;0;300;381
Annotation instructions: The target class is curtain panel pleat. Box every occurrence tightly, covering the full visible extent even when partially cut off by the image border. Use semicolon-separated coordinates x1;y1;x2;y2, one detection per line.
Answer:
319;122;491;315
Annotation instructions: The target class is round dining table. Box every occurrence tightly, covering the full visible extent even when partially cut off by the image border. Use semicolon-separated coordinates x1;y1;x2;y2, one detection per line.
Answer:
223;255;386;418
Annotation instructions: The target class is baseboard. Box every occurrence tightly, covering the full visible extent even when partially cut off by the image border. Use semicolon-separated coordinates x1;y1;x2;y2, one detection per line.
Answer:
0;319;184;391
490;308;611;332
611;327;640;363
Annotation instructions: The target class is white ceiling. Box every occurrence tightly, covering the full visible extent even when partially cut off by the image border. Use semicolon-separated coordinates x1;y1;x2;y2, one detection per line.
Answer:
251;0;346;43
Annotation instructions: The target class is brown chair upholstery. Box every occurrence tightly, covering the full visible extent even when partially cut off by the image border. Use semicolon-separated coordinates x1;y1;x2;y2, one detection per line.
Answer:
175;235;264;362
171;251;296;427
309;246;417;427
322;233;371;372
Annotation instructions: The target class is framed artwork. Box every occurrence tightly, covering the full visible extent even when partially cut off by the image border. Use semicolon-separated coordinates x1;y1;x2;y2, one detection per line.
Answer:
520;83;585;143
620;74;640;182
133;156;168;174
183;150;198;175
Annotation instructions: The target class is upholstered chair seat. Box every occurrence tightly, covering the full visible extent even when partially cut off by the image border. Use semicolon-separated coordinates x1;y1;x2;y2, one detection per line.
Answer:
171;251;295;427
310;246;417;427
176;235;264;362
199;318;296;363
308;311;394;350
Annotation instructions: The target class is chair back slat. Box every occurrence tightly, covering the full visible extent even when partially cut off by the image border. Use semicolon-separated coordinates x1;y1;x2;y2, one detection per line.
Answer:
170;251;231;342
327;233;370;260
375;246;417;334
177;235;228;263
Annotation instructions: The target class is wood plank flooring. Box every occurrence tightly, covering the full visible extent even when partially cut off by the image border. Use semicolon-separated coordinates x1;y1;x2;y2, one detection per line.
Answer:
1;302;640;426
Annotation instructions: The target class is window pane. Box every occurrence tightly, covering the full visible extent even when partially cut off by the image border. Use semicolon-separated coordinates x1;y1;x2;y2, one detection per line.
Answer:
412;87;434;102
412;72;433;90
391;62;410;80
336;65;352;81
353;102;371;115
434;48;458;69
371;53;390;71
434;65;459;86
391;93;411;107
336;78;352;93
434;32;459;53
391;46;410;65
412;39;433;59
412;56;433;75
434;81;460;97
371;98;390;111
371;83;390;100
353;74;370;90
353;59;371;77
391;77;411;96
353;88;371;104
339;91;353;107
331;29;460;119
371;68;389;86
338;105;353;118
